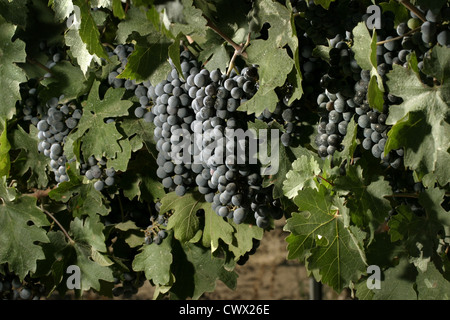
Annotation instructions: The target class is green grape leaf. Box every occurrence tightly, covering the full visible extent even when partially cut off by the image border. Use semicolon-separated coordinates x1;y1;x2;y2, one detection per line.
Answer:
258;120;316;199
314;0;336;9
388;187;449;262
351;22;384;111
337;116;358;160
49;0;74;22
68;81;132;161
197;30;229;73
117;41;171;84
10;125;49;188
227;221;264;260
117;150;165;202
112;0;126;19
0;16;27;120
72;0;109;60
65;29;101;76
0;120;11;177
285;186;368;292
202;205;234;253
379;0;409;27
385;46;450;185
72;242;115;292
39;60;92;104
170;0;207;39
238;0;299;115
283;154;321;199
70;215;107;253
170;242;237;300
132;232;174;286
370;258;418;300
0;0;28;27
411;0;447;11
161;191;207;243
114;220;145;248
238;89;279;115
334;165;392;242
116;6;154;43
416;262;450;300
0;188;50;280
49;165;110;217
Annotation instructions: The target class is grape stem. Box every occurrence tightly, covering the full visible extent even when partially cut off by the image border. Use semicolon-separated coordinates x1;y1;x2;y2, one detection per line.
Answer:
204;15;248;59
316;175;334;186
376;26;421;45
26;57;53;75
41;206;75;244
384;192;419;199
227;32;251;76
28;187;54;199
398;0;427;22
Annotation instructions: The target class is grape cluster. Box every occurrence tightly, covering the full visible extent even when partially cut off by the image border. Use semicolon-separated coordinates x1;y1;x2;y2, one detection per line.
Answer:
144;201;169;245
291;0;363;46
39;41;65;79
0;268;44;300
36;98;82;184
310;1;450;169
315;39;362;158
121;48;283;228
112;272;145;299
80;156;117;191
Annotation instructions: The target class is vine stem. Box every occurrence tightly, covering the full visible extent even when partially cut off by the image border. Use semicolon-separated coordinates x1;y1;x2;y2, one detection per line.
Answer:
41;205;74;245
376;26;421;45
398;0;427;22
204;15;248;59
227;32;251;76
316;175;334;187
26;57;53;75
384;193;419;199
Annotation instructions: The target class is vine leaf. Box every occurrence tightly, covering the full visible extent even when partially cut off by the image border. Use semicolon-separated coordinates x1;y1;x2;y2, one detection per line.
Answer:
285;186;368;292
115;5;155;43
238;0;299;115
67;81;132;161
0;181;50;280
160;191;205;243
416;262;450;299
283;154;321;199
0;0;28;27
385;46;450;185
132;232;174;287
170;242;237;299
370;258;418;300
0;16;27;120
39;60;92;103
334;164;392;242
70;215;107;253
170;0;207;39
71;242;115;292
118;41;172;85
351;22;384;112
313;0;336;9
227;220;264;260
202;205;234;253
72;0;109;60
10;125;49;188
65;29;101;76
49;0;74;22
0;120;11;178
49;164;110;218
